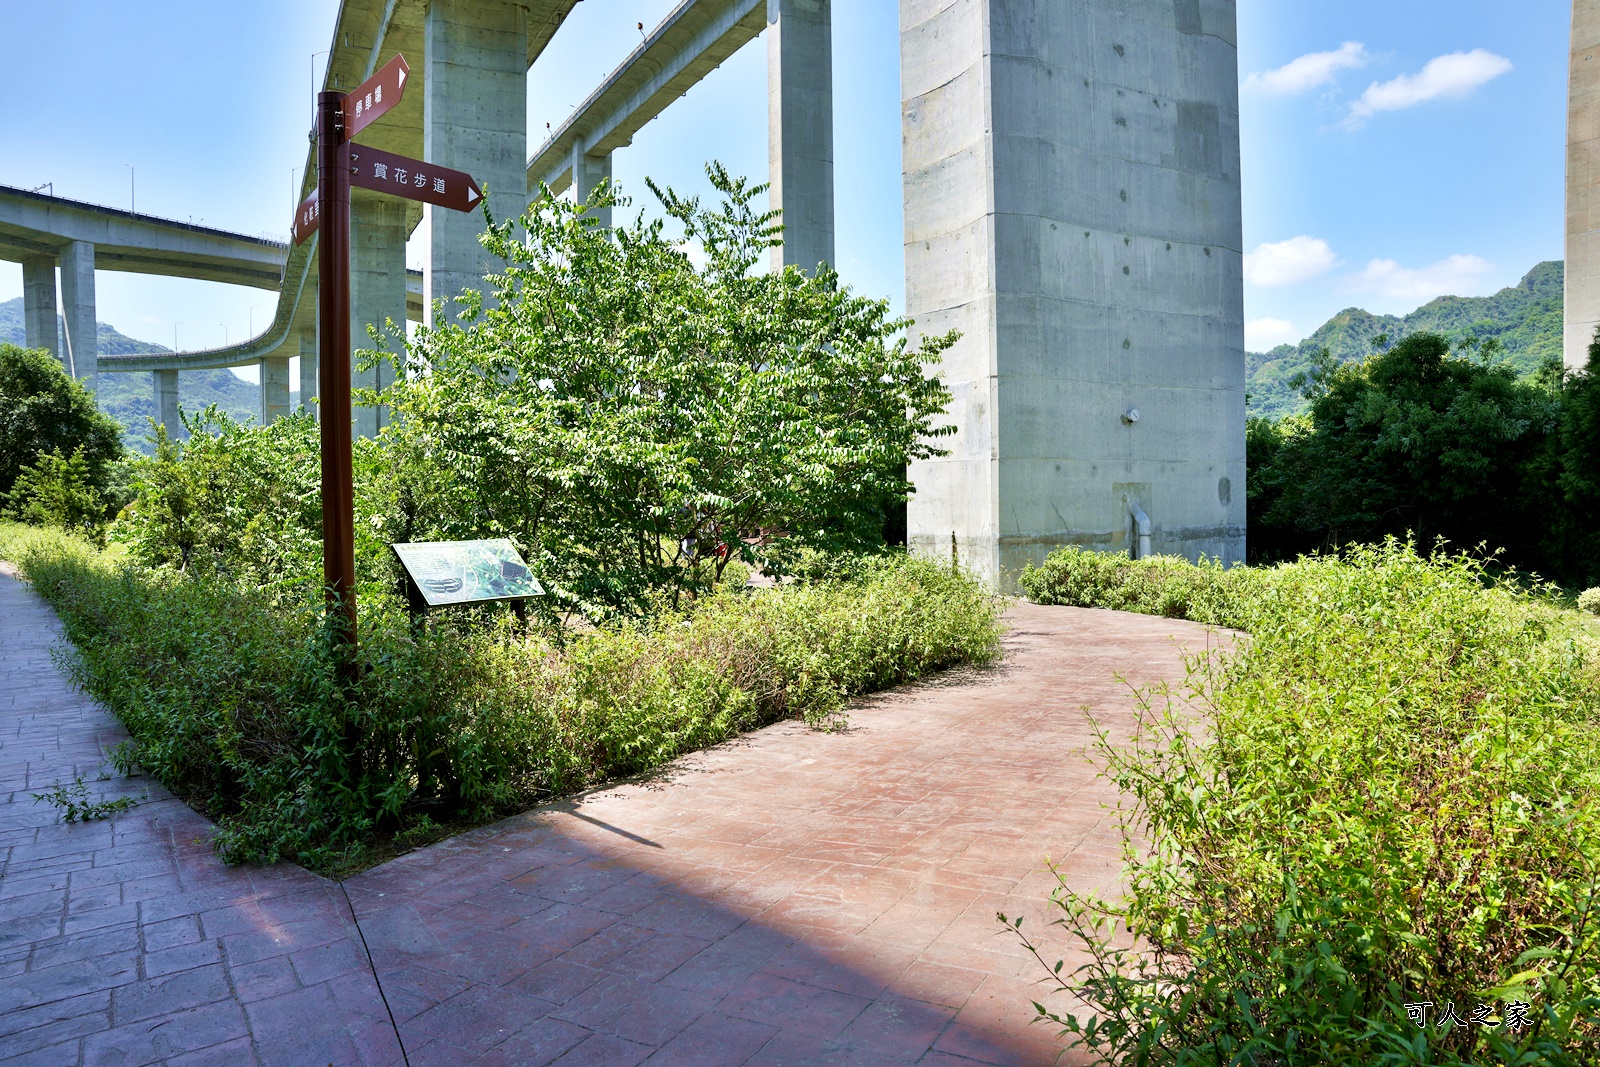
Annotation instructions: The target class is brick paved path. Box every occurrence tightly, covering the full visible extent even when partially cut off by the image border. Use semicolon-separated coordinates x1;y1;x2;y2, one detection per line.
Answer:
0;566;1227;1065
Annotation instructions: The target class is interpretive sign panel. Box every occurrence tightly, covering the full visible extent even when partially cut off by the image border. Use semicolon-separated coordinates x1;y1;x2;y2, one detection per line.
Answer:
391;539;544;607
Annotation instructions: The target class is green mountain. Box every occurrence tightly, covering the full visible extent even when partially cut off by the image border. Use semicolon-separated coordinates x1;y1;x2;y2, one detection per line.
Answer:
1247;261;1564;420
0;297;276;454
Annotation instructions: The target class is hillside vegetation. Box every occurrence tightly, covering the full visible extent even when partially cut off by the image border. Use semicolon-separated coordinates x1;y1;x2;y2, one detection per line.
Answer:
0;298;273;452
1248;261;1562;419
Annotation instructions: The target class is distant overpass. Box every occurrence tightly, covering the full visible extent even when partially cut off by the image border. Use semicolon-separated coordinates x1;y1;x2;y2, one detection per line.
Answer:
1;183;422;429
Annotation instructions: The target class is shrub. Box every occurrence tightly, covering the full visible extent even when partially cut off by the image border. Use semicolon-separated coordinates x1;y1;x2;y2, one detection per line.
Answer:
6;446;109;546
1018;546;1265;629
0;525;1001;871
1579;588;1600;616
1006;541;1600;1064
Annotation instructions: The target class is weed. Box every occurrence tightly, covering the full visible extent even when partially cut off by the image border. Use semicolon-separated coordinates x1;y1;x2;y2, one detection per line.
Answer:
32;775;140;823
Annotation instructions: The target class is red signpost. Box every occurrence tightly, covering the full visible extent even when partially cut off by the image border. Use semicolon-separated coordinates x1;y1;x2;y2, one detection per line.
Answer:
300;53;480;660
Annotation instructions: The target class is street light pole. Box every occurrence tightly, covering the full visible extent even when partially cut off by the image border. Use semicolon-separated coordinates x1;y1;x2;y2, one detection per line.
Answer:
173;322;181;352
218;324;228;347
125;165;135;213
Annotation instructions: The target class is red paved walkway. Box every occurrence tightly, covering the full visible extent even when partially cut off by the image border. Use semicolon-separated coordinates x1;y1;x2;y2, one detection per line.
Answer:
0;566;1227;1065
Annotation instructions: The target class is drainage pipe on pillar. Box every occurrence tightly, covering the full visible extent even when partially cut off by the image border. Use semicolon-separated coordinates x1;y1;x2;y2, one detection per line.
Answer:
1127;498;1152;561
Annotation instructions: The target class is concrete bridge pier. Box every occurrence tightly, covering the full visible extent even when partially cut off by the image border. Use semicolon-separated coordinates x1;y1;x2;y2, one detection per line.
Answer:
298;327;318;421
768;0;835;272
58;241;96;389
572;138;613;229
154;370;179;441
902;0;1246;588
351;195;407;438
423;0;528;324
1569;0;1600;368
260;356;291;425
22;254;58;359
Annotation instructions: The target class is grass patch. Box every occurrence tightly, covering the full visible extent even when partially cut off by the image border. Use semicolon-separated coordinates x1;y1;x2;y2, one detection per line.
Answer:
0;521;1001;874
1010;542;1600;1063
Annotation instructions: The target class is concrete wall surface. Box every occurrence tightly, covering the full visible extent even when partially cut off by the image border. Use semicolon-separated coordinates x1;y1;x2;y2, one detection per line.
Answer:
902;0;1246;587
424;0;528;323
1570;0;1600;369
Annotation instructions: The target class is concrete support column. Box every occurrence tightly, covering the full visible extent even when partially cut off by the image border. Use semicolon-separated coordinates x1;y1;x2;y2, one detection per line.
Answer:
901;0;1246;587
154;370;180;441
298;327;319;420
260;356;291;424
423;0;528;324
58;241;97;389
351;195;408;438
767;0;835;273
571;138;613;228
1568;0;1600;369
22;254;59;359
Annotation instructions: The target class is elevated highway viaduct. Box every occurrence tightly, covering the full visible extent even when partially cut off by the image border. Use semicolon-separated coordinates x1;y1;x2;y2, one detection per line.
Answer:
28;0;1255;586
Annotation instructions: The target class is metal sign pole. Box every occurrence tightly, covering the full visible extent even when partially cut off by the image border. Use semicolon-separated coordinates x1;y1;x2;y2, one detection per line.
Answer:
315;90;358;654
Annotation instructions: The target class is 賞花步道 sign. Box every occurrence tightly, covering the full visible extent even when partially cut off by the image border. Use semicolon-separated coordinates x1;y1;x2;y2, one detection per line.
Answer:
346;144;482;214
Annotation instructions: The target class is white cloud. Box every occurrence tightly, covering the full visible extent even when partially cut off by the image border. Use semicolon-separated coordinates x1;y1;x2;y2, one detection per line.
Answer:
1347;254;1495;303
1343;49;1512;128
1245;318;1301;351
1243;236;1341;287
1243;42;1368;96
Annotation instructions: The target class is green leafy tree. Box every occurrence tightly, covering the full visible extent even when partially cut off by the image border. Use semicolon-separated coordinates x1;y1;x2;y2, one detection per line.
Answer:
382;164;957;616
0;342;122;499
1249;332;1558;564
6;445;109;545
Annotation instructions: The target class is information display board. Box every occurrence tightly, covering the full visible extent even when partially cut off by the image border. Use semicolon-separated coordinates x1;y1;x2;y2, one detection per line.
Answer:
391;539;544;607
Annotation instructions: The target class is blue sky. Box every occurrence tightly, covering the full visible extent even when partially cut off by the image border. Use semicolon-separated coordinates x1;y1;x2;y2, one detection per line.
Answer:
0;0;1571;376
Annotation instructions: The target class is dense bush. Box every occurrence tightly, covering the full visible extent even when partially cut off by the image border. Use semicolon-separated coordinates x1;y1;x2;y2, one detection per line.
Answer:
0;342;123;511
1;522;1001;871
1018;546;1265;628
1010;541;1600;1064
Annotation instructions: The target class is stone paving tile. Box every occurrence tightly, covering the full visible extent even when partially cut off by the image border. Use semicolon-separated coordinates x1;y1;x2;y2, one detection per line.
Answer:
0;569;403;1066
3;558;1230;1065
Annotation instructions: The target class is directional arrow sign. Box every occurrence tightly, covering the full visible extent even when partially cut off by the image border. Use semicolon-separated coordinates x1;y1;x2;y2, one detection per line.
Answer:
342;54;409;143
345;144;483;213
292;189;320;246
